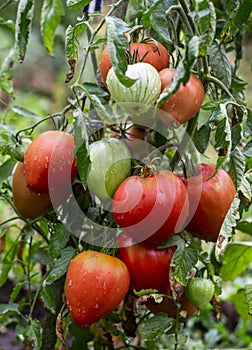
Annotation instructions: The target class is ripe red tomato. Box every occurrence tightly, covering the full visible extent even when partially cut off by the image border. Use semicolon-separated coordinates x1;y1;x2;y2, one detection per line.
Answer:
116;232;175;294
112;169;189;245
158;68;205;128
65;250;130;328
99;39;170;85
146;293;197;321
12;162;52;219
24;130;78;194
183;163;236;242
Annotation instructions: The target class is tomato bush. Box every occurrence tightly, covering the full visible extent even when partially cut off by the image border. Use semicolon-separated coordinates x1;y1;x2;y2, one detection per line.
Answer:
0;0;252;349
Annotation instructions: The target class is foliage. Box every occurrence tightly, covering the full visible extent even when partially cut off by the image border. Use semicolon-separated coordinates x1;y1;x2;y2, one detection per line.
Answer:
0;0;252;349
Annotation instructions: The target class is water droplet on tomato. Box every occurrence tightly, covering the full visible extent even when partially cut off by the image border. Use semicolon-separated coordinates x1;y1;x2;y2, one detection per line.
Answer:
68;279;73;287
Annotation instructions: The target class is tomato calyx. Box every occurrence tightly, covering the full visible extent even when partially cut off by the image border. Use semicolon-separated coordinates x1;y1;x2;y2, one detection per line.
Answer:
135;157;160;178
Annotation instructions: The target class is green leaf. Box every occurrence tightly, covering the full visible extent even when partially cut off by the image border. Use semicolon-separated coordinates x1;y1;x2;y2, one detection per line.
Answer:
237;169;252;204
142;0;165;28
215;196;240;261
193;123;211;154
106;16;135;87
159;235;198;286
209;40;232;88
243;140;252;157
15;0;35;62
156;35;199;107
10;282;25;303
0;157;16;188
0;302;20;316
40;285;57;313
66;0;92;10
49;224;70;259
73;108;90;188
150;0;176;44
46;246;77;283
24;319;42;350
139;313;175;341
236;221;252;236
65;22;87;62
11;106;42;119
191;0;216;56
231;289;252;321
41;0;65;55
220;243;252;281
229;146;245;188
0;18;15;32
0;47;16;96
245;284;252;316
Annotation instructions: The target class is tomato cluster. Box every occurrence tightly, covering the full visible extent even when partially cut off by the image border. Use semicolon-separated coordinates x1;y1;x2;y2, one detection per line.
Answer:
99;37;205;128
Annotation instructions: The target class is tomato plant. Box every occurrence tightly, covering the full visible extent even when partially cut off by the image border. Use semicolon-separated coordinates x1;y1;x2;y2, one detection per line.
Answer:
87;138;131;201
112;169;189;245
183;163;237;242
158;68;205;128
99;39;170;86
116;232;175;293
65;250;130;328
24;130;78;194
0;0;252;349
12;162;52;219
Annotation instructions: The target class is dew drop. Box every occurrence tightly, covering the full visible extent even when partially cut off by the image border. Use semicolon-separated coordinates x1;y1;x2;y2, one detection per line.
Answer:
34;155;38;161
68;279;73;287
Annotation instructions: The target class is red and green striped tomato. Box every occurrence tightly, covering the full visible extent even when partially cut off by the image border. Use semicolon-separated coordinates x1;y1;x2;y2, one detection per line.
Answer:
106;62;161;108
87;138;131;201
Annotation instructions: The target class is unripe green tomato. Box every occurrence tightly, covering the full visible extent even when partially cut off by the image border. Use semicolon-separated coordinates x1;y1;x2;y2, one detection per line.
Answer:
87;138;131;201
184;277;215;310
12;138;32;162
106;62;161;114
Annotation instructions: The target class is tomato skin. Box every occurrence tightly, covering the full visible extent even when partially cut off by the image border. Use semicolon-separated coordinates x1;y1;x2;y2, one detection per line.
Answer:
87;138;131;201
116;232;175;294
12;162;52;219
158;68;205;128
99;40;170;85
147;293;197;321
112;169;189;245
184;277;215;310
24;130;78;194
184;163;236;242
65;250;130;328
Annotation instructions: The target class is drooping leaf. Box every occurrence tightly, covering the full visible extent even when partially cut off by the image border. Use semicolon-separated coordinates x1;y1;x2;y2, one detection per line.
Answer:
220;243;252;281
73;108;90;188
11;106;42;120
49;224;70;259
215;196;240;261
156;35;199;107
41;0;65;55
150;0;176;44
231;289;252;321
245;284;252;316
238;169;252;206
0;157;16;188
236;221;252;236
40;285;57;313
66;0;92;10
139;313;175;341
15;0;35;62
191;0;216;56
209;40;232;88
193;122;211;154
46;246;77;283
0;47;16;96
24;319;42;350
105;16;136;87
0;302;20;316
229;146;245;188
243;140;252;157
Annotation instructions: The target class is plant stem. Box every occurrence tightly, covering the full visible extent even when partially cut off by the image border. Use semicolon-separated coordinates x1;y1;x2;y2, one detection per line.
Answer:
205;75;236;101
76;0;128;84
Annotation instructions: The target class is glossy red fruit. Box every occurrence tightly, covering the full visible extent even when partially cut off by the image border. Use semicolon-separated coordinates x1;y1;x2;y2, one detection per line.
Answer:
24;130;78;194
112;169;189;245
184;163;236;242
65;250;130;328
147;293;197;321
99;40;170;86
117;232;175;293
158;68;205;128
12;162;52;219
